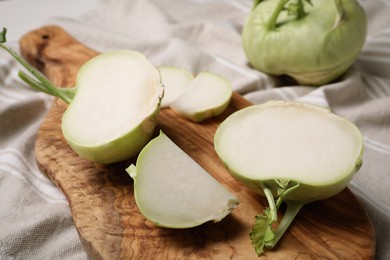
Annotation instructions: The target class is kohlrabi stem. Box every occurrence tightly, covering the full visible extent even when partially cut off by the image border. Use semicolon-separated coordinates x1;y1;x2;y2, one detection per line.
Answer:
275;181;300;209
262;181;300;223
0;28;76;104
250;181;304;255
251;0;263;11
266;0;288;30
17;70;76;102
270;201;305;247
270;182;304;248
263;187;278;222
332;0;345;29
266;0;312;30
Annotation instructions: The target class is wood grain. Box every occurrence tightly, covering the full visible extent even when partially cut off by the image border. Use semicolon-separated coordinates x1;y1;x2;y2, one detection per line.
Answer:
20;25;375;259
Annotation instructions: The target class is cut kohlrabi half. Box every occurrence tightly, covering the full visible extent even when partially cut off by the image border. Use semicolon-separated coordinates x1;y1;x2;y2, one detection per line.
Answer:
158;66;194;108
214;100;363;255
126;131;239;228
62;51;163;164
0;28;163;164
170;71;233;122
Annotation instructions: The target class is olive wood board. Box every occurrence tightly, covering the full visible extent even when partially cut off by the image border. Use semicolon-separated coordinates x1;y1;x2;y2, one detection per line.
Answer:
20;26;375;259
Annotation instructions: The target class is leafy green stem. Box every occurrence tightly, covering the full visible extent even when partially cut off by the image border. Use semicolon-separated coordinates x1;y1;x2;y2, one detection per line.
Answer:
266;0;289;30
263;186;278;222
332;0;345;29
272;201;305;247
275;181;300;209
0;28;76;103
250;181;304;255
251;0;263;11
266;0;313;30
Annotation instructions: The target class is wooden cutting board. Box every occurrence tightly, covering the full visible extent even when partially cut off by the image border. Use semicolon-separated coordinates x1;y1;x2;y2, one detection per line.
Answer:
20;26;375;259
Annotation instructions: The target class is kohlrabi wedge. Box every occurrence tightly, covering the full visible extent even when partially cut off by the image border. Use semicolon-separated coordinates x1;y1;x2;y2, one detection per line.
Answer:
126;131;239;228
170;71;232;122
158;66;194;108
0;28;163;164
214;100;363;255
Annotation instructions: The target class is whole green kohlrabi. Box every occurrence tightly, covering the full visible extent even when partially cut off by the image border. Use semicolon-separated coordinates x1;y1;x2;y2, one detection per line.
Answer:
242;0;367;86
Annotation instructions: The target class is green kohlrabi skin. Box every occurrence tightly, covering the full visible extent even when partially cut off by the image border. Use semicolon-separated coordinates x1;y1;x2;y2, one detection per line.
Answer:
242;0;367;86
63;105;160;164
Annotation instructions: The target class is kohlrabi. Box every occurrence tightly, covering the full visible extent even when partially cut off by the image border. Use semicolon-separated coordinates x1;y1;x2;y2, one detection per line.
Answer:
0;28;163;164
126;131;239;228
242;0;367;86
158;66;194;108
170;71;233;122
214;100;363;255
159;68;233;122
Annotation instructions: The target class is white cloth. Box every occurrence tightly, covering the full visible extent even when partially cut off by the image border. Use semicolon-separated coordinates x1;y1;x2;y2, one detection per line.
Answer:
0;0;389;259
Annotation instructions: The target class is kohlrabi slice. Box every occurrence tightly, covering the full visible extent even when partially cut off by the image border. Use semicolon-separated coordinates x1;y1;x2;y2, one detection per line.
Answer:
0;28;163;164
214;100;363;255
126;131;239;228
170;71;232;122
158;66;194;108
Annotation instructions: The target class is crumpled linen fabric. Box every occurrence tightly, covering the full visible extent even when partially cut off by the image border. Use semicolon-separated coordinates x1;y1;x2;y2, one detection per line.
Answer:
0;0;389;259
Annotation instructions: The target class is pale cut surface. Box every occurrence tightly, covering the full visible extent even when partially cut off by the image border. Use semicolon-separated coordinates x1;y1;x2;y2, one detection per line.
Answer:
159;66;194;108
170;72;232;121
129;132;239;228
215;101;363;185
62;50;161;145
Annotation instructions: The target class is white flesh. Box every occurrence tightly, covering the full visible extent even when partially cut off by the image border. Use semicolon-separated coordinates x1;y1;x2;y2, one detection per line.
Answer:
170;72;232;122
215;101;363;185
158;66;194;108
62;50;162;146
129;132;239;228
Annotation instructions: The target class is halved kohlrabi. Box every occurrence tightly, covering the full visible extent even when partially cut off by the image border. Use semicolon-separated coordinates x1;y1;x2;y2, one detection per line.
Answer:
170;71;233;122
158;66;194;108
214;100;363;255
0;29;163;164
62;51;163;164
126;131;239;228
